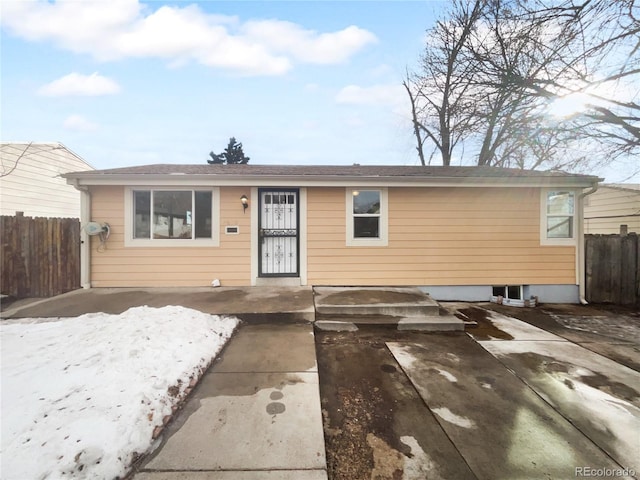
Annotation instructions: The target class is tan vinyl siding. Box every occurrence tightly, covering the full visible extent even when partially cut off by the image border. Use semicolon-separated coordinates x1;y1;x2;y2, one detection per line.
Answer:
584;186;640;234
89;186;251;287
306;187;576;286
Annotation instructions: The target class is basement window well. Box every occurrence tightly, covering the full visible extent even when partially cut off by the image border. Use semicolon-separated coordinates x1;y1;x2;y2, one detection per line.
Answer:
491;285;537;307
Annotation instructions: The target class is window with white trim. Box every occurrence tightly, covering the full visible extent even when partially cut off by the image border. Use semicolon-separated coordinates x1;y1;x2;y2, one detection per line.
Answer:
346;188;388;246
126;188;219;246
543;190;575;241
492;285;523;300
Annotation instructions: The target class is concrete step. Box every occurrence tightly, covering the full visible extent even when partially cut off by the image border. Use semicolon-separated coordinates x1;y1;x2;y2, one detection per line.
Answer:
313;286;440;318
315;315;464;332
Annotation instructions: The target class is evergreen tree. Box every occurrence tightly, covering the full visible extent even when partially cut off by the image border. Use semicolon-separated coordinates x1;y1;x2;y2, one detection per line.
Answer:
207;137;250;164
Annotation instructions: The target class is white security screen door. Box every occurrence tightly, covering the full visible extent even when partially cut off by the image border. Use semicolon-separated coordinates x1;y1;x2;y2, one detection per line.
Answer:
259;189;299;276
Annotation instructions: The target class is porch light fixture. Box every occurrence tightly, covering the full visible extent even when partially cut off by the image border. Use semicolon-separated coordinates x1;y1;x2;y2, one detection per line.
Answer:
240;194;249;213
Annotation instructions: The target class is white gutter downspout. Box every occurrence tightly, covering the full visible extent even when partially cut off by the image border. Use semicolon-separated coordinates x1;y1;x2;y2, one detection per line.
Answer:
578;182;599;304
70;179;92;289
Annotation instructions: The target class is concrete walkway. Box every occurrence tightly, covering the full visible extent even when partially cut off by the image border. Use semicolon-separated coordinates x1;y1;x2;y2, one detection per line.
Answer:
1;287;315;322
134;323;327;479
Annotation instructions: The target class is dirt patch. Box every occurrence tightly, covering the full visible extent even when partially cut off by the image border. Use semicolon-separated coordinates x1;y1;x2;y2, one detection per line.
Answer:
455;307;514;340
320;355;407;479
316;335;413;480
321;290;426;306
316;328;476;480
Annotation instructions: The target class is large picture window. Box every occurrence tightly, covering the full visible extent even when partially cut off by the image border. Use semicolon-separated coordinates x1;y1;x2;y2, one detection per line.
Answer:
346;188;388;246
126;188;219;247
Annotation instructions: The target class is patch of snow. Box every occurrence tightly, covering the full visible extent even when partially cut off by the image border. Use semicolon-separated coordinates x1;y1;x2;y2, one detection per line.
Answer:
547;312;640;344
478;339;640;471
0;306;240;480
444;352;460;364
432;407;476;429
435;368;457;383
387;344;418;369
566;380;640;471
400;436;441;479
481;382;492;389
479;340;639;387
482;310;567;341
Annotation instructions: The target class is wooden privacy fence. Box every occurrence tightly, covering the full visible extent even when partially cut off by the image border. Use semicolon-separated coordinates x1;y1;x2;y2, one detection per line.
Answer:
1;214;81;298
586;233;639;305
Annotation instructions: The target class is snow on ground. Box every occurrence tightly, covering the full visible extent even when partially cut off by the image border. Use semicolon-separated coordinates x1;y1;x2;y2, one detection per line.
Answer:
1;306;240;480
485;310;566;341
434;368;457;383
479;339;640;472
431;407;476;429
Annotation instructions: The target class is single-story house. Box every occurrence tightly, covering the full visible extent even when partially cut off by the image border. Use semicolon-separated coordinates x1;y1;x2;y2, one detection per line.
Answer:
1;142;94;218
584;183;640;234
64;164;600;303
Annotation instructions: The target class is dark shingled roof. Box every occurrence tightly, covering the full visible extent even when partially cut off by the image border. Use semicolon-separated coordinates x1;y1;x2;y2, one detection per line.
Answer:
65;163;599;181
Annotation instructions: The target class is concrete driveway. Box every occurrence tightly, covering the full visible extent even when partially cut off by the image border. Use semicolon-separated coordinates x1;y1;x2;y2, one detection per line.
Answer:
4;287;638;479
317;303;639;480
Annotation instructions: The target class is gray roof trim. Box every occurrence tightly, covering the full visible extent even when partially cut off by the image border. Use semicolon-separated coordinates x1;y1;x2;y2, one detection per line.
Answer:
64;164;602;187
599;183;640;193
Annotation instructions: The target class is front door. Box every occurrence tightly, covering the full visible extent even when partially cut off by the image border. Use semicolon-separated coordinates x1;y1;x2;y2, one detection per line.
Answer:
259;188;299;277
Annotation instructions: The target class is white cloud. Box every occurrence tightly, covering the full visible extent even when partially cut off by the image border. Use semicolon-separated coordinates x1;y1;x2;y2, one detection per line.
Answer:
63;115;98;131
1;1;376;76
38;72;121;96
241;20;377;64
336;84;406;108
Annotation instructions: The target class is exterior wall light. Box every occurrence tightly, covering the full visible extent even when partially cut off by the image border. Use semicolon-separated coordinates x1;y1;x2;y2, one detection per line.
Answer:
240;194;249;213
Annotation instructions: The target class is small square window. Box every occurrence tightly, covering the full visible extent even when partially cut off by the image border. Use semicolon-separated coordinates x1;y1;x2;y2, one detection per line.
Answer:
492;286;506;297
353;190;380;214
354;217;379;238
507;285;522;300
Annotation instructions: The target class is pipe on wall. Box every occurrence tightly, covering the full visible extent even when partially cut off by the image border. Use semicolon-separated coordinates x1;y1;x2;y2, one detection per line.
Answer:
578;182;599;305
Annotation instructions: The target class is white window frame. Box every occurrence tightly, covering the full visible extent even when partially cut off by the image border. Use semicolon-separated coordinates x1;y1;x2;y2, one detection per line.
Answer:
540;188;577;246
346;188;388;247
492;285;523;300
124;187;220;247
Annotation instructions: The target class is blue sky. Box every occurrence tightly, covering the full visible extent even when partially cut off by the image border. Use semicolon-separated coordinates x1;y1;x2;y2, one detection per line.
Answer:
1;1;636;182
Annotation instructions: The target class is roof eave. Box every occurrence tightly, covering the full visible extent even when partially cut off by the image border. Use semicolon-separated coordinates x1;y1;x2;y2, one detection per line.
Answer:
64;172;601;187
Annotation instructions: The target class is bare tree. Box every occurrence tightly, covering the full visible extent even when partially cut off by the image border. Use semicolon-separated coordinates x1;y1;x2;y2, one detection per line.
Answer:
407;0;639;171
495;0;640;155
405;0;483;166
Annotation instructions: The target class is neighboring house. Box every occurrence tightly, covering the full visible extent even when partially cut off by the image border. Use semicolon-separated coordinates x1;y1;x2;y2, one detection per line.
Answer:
584;183;640;234
0;142;94;218
64;164;600;303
